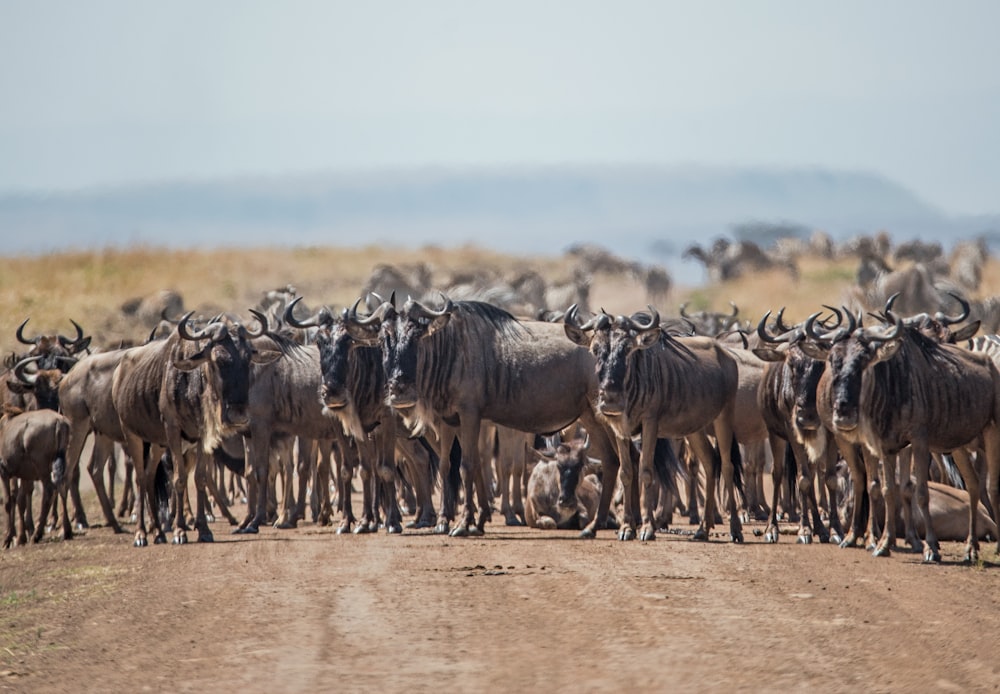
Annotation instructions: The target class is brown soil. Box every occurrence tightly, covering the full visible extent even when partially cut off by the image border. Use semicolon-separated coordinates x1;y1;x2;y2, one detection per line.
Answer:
2;488;1000;693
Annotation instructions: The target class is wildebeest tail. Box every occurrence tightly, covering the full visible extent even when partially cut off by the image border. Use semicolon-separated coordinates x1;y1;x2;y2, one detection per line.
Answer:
783;441;796;483
730;436;745;507
448;437;462;493
652;438;684;499
940;453;965;490
153;449;172;530
50;450;67;488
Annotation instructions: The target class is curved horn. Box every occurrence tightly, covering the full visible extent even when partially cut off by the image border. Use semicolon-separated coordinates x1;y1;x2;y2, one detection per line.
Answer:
57;319;86;349
729;301;739;317
283;296;322;329
820;305;844;330
565;304;597;332
883;292;900;316
407;295;454;320
935;292;970;326
773;307;794;333
13;356;41;386
757;311;781;344
804;311;836;343
634;306;660;331
347;297;384;327
15;318;39;346
868;310;903;342
679;302;692;319
246;309;269;337
177;311;211;341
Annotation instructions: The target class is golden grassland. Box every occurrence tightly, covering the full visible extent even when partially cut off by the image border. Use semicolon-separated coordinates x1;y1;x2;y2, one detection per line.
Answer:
1;244;998;356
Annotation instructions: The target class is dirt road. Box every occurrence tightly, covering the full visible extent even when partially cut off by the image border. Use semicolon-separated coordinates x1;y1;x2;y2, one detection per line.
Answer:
2;505;1000;693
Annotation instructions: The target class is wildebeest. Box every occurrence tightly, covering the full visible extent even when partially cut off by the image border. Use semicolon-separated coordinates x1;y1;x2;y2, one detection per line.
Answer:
525;438;606;531
285;297;433;533
0;407;71;547
802;309;1000;562
345;295;624;539
112;312;278;546
564;305;743;543
753;309;847;545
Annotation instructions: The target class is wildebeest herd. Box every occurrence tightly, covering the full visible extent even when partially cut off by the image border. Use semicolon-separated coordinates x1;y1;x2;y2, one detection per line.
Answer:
4;237;1000;570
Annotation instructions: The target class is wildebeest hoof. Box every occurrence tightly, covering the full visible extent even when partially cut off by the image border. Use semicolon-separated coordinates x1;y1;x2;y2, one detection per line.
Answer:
505;516;524;527
74;521;87;531
335;524;351;535
579;527;596;539
923;547;942;563
449;525;470;537
872;544;891;558
153;532;168;544
639;527;656;542
235;525;259;535
198;531;215;543
691;528;709;542
618;527;636;541
173;531;188;545
134;534;148;547
730;531;744;544
434;522;450;535
829;532;843;546
129;513;138;523
276;520;297;530
469;526;485;537
797;534;812;545
386;523;403;535
353;523;372;535
764;529;778;544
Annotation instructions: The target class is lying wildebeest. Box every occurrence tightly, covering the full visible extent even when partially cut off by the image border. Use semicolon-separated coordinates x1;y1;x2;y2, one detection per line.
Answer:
0;407;71;548
525;438;605;530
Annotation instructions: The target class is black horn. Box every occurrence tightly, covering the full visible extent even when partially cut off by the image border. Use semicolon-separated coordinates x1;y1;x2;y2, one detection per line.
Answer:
57;319;87;349
15;318;39;346
13;355;41;386
935;292;970;326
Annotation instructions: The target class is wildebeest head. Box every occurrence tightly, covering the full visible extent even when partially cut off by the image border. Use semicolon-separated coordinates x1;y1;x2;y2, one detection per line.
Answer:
172;311;280;428
752;308;831;433
565;305;661;417
8;318;91;371
800;309;903;432
284;297;356;412
553;438;592;508
346;293;452;411
8;355;73;411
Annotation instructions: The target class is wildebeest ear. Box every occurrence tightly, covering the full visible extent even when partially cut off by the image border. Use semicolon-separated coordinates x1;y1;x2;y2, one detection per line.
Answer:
75;336;93;353
424;314;451;337
634;328;661;351
251;349;281;366
798;341;829;362
171;345;213;371
949;320;980;342
6;379;31;394
752;346;786;363
872;339;902;365
563;323;592;347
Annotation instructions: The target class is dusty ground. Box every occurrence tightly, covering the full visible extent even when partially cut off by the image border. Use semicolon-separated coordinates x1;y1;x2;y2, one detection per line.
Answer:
2;486;1000;694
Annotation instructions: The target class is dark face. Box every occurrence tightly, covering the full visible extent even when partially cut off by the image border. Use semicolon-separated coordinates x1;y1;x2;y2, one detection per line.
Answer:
826;339;876;432
591;327;635;417
384;311;423;409
212;332;256;428
317;323;354;411
786;345;826;432
555;441;588;506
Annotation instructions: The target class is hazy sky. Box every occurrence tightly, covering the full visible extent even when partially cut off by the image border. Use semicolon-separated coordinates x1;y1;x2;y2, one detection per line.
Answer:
2;1;998;214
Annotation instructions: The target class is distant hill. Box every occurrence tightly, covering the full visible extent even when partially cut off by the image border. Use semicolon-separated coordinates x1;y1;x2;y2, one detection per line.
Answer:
2;165;997;283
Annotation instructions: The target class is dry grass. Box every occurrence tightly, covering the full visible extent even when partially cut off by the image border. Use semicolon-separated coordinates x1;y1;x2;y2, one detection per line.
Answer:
1;244;996;356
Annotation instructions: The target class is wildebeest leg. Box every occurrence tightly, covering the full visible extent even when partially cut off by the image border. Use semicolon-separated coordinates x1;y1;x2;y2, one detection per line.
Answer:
191;451;214;542
858;448;884;550
435;427;459;535
239;423;269;533
613;437;638;541
395;437;436;529
314;439;334;526
764;435;787;543
336;438;358;534
122;435;160;546
374;425;403;534
201;461;238;526
947;446;982;563
2;477;14;549
638;419;662;541
450;415;483;537
686;432;721;541
578;416;620;539
31;480;56;544
117;455;136;521
87;434;124;533
837;442;867;548
873;453;899;557
820;443;845;545
792;440;826;545
895;447;920;551
984;423;1000;556
166;441;194;545
16;482;31;546
910;439;940;563
293;438;315;526
714;415;743;543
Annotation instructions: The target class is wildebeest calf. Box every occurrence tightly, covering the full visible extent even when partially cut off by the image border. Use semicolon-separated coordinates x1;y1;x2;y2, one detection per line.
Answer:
525;439;610;531
0;407;71;548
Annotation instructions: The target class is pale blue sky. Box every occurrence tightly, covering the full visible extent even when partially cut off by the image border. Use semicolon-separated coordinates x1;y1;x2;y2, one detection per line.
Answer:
2;1;998;213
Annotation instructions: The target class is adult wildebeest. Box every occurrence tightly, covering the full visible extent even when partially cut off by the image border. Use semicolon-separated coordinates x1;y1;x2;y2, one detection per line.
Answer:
0;407;71;547
345;295;624;538
753;309;849;545
112;313;278;546
802;309;1000;563
564;306;744;543
284;297;434;533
